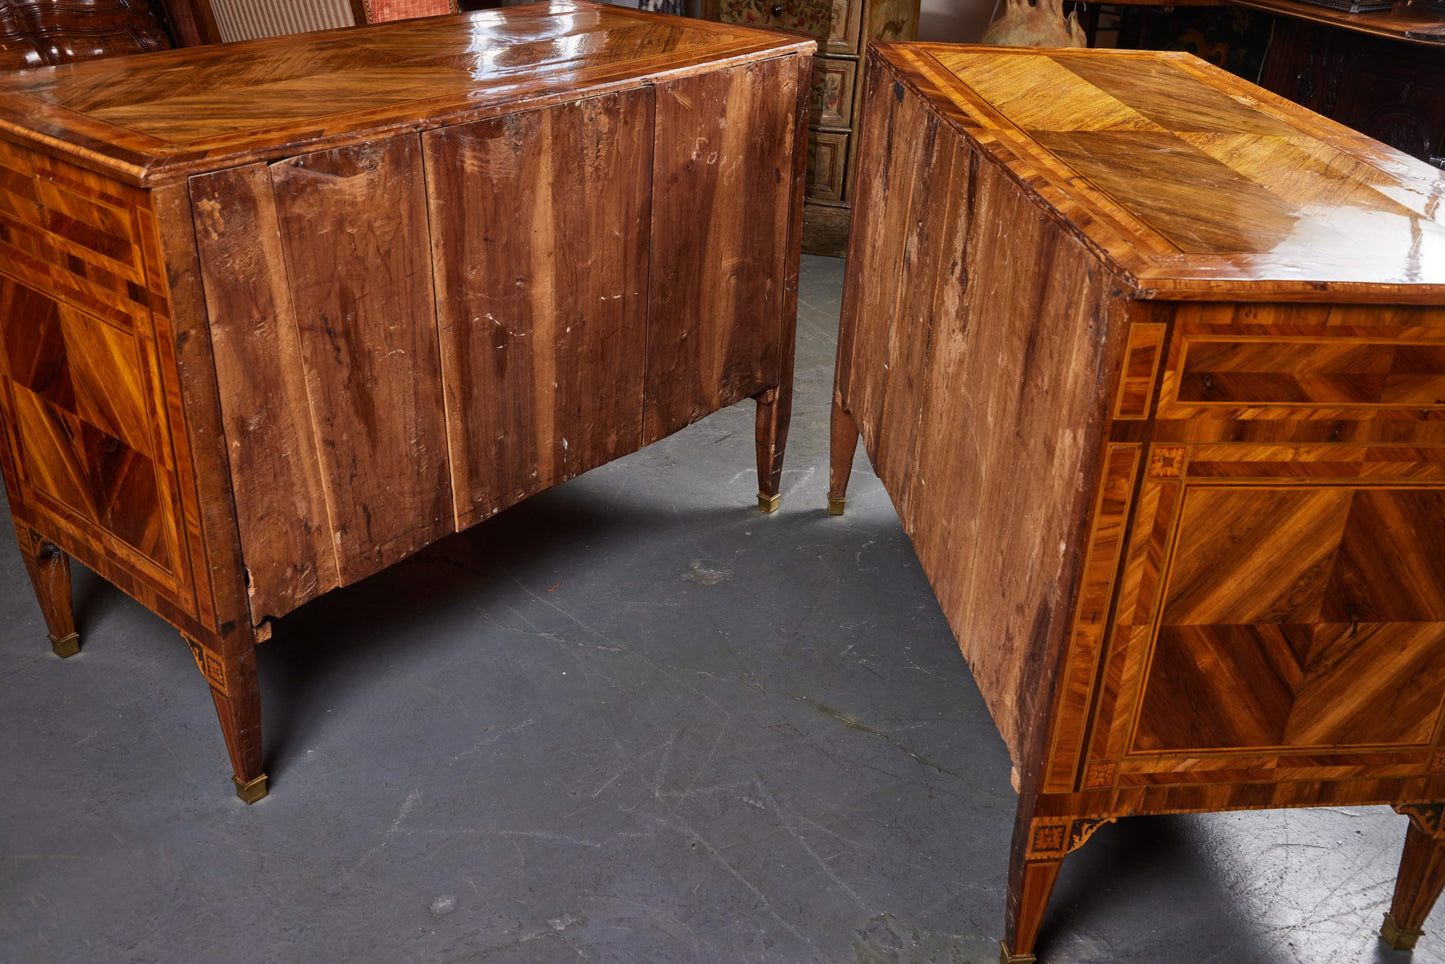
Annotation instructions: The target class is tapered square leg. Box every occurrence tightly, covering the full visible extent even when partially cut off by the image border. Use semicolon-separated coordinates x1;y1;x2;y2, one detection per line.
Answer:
1002;805;1112;962
754;383;792;513
14;524;80;657
1003;856;1062;964
828;400;858;516
1383;810;1445;950
185;635;268;803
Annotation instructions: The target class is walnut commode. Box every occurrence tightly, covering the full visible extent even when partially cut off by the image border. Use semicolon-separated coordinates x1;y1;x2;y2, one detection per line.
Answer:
0;2;812;803
831;41;1445;962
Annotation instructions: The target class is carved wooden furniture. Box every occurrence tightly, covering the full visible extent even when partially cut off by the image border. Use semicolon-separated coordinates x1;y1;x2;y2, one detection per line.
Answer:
1247;0;1445;170
1100;0;1445;171
0;1;811;802
0;0;172;69
702;0;918;256
830;42;1445;962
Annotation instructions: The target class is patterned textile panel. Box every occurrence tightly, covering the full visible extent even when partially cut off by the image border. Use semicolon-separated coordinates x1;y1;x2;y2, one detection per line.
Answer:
208;0;356;41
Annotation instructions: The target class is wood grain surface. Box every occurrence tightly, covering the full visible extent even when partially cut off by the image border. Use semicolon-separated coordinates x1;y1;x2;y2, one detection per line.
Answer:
426;89;652;528
835;41;1445;962
188;163;340;621
1;2;810;800
0;0;172;71
0;2;813;185
271;136;452;584
876;43;1445;299
1234;0;1445;45
644;57;797;443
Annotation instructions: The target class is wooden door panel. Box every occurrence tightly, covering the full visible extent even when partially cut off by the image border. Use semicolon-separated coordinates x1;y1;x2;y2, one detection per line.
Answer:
424;89;652;529
645;57;797;443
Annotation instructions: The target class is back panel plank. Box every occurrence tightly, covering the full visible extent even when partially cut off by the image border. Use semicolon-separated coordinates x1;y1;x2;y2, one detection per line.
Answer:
424;89;652;528
270;135;453;586
839;56;970;524
190;163;339;621
645;56;797;442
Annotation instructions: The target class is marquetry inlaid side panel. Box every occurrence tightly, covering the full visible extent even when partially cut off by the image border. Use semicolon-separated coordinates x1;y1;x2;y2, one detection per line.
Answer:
1065;302;1445;795
425;89;652;530
1073;467;1445;784
0;140;201;625
644;56;797;443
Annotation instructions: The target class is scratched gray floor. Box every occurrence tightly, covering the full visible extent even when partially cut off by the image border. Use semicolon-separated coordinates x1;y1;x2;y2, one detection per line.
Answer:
0;256;1437;964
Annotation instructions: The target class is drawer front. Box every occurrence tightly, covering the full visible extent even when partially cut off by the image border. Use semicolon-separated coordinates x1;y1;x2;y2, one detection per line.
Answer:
716;0;861;53
806;129;848;202
1158;303;1445;421
0;277;178;578
1132;476;1445;755
811;55;856;129
0;139;150;331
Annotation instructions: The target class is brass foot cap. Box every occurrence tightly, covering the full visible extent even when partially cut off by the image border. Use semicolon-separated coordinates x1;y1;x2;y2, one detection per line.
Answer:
234;773;269;804
999;940;1036;964
757;493;781;513
827;497;847;516
1382;913;1425;950
49;632;80;658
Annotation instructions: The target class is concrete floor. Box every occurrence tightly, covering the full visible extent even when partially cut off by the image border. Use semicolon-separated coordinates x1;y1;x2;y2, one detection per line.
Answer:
0;255;1438;963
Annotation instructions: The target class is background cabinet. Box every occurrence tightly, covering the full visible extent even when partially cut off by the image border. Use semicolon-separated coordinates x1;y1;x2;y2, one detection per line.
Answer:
704;0;919;255
1259;14;1445;169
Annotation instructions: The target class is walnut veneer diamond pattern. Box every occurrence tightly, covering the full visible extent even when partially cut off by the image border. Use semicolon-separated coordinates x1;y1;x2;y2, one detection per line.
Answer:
0;278;169;567
922;47;1445;280
1136;486;1445;752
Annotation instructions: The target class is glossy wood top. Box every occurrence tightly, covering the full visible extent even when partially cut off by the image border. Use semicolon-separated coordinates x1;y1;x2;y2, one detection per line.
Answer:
1232;0;1445;44
883;43;1445;300
0;1;813;184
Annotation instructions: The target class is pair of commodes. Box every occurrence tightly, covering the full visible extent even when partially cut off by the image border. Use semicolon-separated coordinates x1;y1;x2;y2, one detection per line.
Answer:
4;4;1445;960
